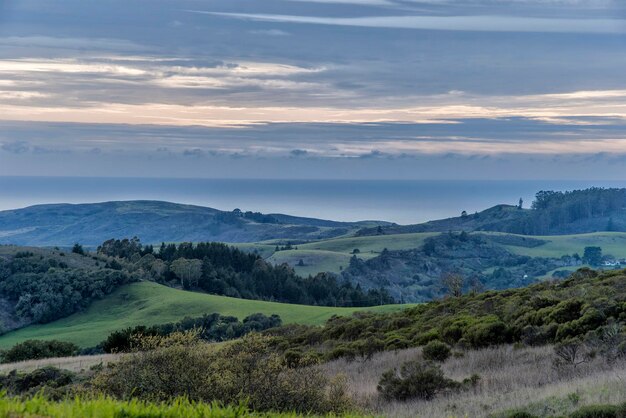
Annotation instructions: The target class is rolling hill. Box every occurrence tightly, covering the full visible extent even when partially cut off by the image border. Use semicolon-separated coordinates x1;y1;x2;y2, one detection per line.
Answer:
260;231;626;277
0;281;410;349
0;201;388;246
357;188;626;237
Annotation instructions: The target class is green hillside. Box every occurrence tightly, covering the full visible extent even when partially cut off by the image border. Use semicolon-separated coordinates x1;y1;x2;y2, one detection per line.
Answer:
0;282;410;349
261;231;626;276
266;232;438;275
499;231;626;258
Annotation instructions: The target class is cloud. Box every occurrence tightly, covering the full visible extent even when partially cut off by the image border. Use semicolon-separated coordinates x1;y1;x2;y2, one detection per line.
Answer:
290;149;309;157
194;11;626;34
1;141;30;154
182;148;205;157
248;29;291;36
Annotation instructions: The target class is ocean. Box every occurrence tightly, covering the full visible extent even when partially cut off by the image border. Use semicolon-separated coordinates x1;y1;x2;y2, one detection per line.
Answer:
1;177;625;225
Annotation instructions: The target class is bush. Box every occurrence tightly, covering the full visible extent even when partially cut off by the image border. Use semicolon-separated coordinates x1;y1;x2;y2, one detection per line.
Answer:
0;340;78;363
505;412;539;418
422;340;451;362
570;404;620;418
92;333;351;414
465;320;510;348
377;361;458;401
0;366;74;399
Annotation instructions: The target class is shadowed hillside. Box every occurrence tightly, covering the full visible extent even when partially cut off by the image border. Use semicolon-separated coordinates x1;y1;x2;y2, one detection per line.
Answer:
0;201;388;246
358;188;626;236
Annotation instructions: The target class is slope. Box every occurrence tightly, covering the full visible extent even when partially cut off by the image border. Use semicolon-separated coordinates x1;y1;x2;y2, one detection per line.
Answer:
0;201;388;246
0;281;410;349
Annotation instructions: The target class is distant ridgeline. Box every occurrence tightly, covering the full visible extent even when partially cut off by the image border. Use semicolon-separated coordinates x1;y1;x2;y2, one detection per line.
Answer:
0;201;390;247
358;188;626;236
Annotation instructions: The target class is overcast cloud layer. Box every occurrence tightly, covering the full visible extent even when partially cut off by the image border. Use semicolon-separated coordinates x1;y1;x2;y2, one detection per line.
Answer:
0;0;625;179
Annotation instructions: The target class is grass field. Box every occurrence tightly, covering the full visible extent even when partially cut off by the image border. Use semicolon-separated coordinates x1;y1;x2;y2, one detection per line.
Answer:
0;282;411;349
253;231;626;275
500;231;626;258
263;232;438;274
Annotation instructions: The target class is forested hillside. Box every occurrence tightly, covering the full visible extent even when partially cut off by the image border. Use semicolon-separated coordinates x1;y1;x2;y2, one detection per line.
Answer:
98;238;393;307
341;232;561;302
0;238;393;336
358;188;626;236
0;247;137;333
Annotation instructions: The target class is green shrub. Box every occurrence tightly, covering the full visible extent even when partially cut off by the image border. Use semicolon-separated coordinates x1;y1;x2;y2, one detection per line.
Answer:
93;334;351;414
570;404;619;418
505;412;539;418
0;340;78;363
377;361;459;401
422;340;451;362
0;367;75;399
465;320;510;348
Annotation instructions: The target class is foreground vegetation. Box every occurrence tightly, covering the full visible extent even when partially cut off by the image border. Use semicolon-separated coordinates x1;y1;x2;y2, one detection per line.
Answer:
0;394;362;418
267;268;626;361
0;267;623;417
0;341;624;418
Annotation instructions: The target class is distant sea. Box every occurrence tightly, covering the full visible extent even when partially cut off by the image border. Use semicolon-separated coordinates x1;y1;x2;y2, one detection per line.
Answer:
1;177;625;225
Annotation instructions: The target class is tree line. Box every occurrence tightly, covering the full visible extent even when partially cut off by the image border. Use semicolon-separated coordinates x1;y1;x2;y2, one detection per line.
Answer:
98;239;394;307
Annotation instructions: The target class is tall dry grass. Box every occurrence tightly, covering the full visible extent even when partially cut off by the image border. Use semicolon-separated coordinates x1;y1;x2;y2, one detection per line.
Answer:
0;353;119;373
319;345;626;417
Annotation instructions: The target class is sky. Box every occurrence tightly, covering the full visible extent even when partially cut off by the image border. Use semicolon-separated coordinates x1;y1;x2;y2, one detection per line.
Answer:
1;0;626;179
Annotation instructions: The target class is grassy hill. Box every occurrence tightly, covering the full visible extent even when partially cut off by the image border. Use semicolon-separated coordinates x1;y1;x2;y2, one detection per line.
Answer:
260;231;626;276
0;201;388;247
0;282;411;349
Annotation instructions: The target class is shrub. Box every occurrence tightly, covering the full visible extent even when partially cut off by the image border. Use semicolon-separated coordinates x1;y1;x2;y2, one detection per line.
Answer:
506;412;539;418
0;340;78;363
465;320;510;348
570;404;619;418
93;334;350;414
377;361;458;401
422;340;451;362
72;244;85;255
553;338;593;369
0;367;74;399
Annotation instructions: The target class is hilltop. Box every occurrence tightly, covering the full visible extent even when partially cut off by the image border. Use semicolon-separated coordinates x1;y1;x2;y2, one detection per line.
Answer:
0;201;388;246
358;188;626;236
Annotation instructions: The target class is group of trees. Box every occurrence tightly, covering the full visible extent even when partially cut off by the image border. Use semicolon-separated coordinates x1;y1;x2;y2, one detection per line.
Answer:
0;253;135;324
99;239;394;307
521;188;626;234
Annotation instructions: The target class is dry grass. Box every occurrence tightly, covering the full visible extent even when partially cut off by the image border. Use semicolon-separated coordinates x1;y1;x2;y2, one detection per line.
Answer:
0;353;119;373
319;345;626;417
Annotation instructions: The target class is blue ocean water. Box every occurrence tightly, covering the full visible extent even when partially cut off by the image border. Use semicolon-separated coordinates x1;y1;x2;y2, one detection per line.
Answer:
1;177;625;224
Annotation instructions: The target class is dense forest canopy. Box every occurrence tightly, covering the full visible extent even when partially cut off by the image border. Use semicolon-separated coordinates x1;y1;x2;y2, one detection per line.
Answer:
0;252;136;327
98;238;394;307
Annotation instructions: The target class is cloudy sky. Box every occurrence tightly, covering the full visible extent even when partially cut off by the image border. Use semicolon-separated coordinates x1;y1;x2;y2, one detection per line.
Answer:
1;0;626;179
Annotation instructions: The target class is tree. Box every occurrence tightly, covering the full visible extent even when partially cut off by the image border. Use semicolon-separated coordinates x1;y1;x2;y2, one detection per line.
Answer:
71;243;84;255
607;217;615;231
583;246;602;266
441;272;464;298
170;258;202;289
553;338;592;369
